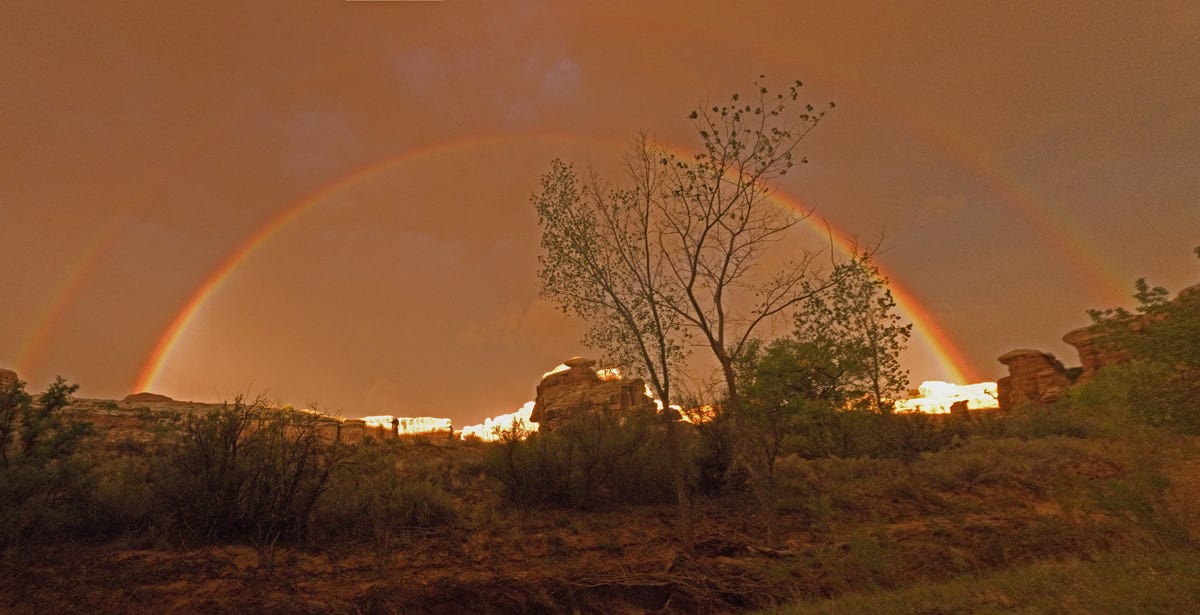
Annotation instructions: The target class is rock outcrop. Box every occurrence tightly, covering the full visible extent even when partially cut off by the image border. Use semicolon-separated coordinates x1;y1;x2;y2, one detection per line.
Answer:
0;368;17;391
1061;326;1129;384
996;349;1072;411
1061;282;1200;384
998;282;1200;410
122;392;175;404
530;357;656;431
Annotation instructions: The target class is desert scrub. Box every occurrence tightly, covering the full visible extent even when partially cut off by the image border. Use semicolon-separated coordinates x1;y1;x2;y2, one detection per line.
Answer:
311;439;456;543
155;397;352;545
484;409;676;509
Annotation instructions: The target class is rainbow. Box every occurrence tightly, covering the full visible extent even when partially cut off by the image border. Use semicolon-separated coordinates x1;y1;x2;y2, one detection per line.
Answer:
813;91;1129;305
133;134;582;393
135;133;985;393
904;124;1128;305
767;192;978;383
15;219;126;382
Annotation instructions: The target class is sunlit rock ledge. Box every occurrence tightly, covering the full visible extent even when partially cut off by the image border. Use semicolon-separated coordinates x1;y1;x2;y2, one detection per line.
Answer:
361;415;452;435
894;380;1000;414
459;401;537;441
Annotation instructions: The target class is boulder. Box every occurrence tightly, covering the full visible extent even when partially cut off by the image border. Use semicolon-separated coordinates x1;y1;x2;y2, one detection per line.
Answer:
530;358;655;431
996;349;1072;410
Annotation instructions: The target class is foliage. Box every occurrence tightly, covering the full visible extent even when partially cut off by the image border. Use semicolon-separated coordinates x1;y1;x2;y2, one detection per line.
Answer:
1086;248;1200;433
312;440;456;543
485;408;677;509
790;257;911;411
0;377;92;548
156;397;351;544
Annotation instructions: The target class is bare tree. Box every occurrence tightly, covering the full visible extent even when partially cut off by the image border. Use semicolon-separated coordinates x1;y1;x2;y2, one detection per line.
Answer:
535;78;838;547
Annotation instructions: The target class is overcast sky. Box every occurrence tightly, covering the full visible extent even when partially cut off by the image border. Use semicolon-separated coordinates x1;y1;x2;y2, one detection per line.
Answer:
3;1;1197;423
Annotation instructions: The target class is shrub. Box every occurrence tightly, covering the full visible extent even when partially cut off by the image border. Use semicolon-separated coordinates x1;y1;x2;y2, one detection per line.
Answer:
311;440;456;543
485;408;676;509
0;377;92;549
781;409;954;461
155;397;350;545
81;454;164;542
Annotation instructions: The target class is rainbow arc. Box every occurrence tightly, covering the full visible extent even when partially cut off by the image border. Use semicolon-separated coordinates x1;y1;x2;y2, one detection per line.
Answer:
132;133;980;394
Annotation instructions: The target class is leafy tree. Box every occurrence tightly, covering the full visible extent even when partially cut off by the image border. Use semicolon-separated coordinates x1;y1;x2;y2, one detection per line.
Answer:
534;152;686;409
535;77;835;414
0;376;91;548
790;256;911;412
535;78;837;546
737;339;838;468
0;378;33;469
733;257;911;514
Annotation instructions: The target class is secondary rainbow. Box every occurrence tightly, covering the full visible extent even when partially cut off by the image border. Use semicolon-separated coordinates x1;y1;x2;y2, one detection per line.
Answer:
135;134;982;393
769;191;978;383
16;219;126;382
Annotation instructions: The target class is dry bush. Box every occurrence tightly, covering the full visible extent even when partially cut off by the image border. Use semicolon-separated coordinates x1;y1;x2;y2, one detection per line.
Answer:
311;439;457;544
485;409;676;509
155;396;351;545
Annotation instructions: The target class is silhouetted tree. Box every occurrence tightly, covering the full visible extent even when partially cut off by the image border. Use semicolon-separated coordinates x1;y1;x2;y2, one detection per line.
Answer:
535;77;838;547
790;256;911;412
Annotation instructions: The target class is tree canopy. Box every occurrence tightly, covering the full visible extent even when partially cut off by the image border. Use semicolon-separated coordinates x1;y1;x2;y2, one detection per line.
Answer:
534;78;835;410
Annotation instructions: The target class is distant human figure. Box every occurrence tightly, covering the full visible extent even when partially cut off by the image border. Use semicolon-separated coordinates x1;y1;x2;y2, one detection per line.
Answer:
391;417;400;437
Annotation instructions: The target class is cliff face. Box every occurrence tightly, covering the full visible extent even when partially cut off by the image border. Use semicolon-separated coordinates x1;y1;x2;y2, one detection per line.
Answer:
529;357;656;431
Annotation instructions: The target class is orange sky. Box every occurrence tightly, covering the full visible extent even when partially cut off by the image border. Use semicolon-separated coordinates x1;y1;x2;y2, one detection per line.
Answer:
2;1;1198;423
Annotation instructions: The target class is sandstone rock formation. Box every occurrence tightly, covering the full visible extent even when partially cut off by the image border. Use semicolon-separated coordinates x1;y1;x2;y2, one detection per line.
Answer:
0;368;17;391
997;283;1200;410
122;392;175;404
530;357;656;431
1062;326;1129;384
996;349;1072;411
1061;282;1200;384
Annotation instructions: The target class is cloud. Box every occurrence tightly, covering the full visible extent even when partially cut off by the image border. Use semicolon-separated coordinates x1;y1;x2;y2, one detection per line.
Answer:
285;109;362;177
505;56;585;126
394;46;439;88
538;57;583;100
